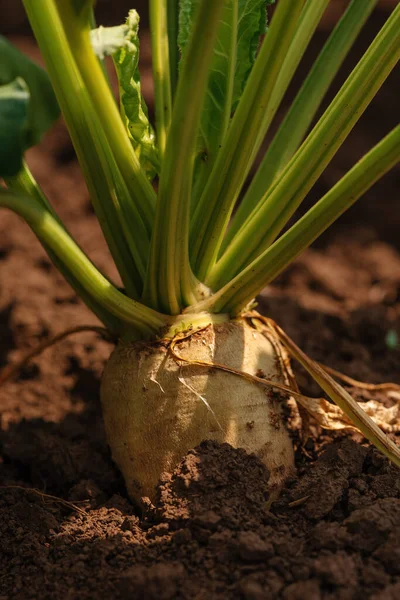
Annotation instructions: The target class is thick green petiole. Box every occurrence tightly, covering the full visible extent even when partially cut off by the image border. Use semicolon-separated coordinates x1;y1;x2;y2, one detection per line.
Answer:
22;0;157;298
7;161;146;289
210;4;400;287
251;0;330;153
197;124;400;315
167;0;180;100
191;0;305;282
22;0;146;299
5;164;125;333
144;0;226;314
225;0;379;247
55;0;156;230
150;0;173;159
0;190;168;336
6;161;57;218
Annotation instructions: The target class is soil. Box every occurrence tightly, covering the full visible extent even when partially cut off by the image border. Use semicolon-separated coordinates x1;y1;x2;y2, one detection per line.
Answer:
1;7;400;599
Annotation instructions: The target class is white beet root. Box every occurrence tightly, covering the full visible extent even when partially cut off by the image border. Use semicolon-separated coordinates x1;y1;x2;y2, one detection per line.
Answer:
101;317;296;504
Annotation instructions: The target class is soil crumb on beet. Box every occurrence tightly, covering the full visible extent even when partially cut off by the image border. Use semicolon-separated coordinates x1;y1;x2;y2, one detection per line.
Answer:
1;439;400;599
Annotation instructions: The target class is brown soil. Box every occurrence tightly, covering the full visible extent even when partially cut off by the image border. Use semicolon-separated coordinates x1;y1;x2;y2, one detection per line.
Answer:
1;9;400;599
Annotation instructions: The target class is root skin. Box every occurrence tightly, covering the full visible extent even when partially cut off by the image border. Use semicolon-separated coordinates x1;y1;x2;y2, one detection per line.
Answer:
101;317;296;505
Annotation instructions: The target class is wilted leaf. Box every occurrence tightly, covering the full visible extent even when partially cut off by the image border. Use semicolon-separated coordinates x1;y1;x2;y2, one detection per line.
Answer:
296;394;400;436
296;394;358;431
271;319;400;468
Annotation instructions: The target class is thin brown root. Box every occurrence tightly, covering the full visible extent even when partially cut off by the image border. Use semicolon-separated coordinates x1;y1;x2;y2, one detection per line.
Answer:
170;315;400;446
288;496;310;508
170;331;328;407
177;373;224;432
0;485;87;516
246;312;400;395
316;363;400;394
0;325;113;386
268;317;400;468
172;338;360;433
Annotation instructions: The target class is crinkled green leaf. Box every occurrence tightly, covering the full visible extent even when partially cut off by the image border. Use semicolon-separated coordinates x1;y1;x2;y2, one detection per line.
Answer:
0;78;29;177
90;11;159;180
178;0;273;183
179;1;236;169
0;37;60;177
234;0;274;108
